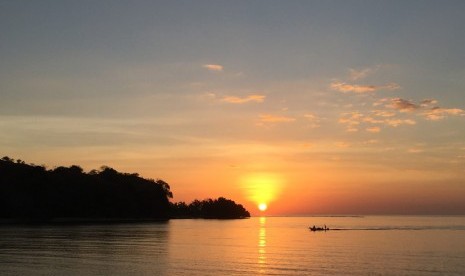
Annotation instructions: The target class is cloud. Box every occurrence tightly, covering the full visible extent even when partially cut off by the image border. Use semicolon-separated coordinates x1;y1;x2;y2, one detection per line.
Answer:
383;83;401;90
366;126;381;133
339;110;418;132
335;142;351;148
204;92;216;98
379;98;464;120
363;116;384;124
303;113;321;128
408;148;424;153
301;143;314;149
420;99;438;107
349;68;374;81
331;82;377;93
385;119;416;127
259;114;296;123
339;112;364;132
348;65;382;81
363;139;379;144
221;95;265;104
339;112;363;125
372;110;396;117
339;111;365;132
347;127;359;132
331;81;400;94
203;64;223;72
423;107;464;121
386;98;420;112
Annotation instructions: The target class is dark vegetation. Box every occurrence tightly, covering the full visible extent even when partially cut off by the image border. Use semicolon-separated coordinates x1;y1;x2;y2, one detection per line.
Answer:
171;198;250;219
0;157;250;222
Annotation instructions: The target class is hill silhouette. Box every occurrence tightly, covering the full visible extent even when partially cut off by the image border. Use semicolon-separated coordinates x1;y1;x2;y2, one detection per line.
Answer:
0;156;250;222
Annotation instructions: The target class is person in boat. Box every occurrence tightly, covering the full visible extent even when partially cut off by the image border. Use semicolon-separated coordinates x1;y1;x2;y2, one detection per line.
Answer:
309;225;329;231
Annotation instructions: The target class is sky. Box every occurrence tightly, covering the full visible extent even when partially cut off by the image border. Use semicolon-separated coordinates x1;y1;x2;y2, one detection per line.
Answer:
1;0;465;215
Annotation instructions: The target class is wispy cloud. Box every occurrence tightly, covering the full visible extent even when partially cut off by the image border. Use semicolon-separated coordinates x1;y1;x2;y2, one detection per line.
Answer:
221;95;265;104
331;82;376;93
204;92;216;98
378;98;464;120
408;148;424;153
349;68;373;81
362;116;384;124
339;112;363;132
366;126;381;133
339;95;463;134
333;65;464;134
423;107;464;121
303;113;321;128
347;127;359;132
385;119;416;127
372;110;396;117
386;98;420;112
331;81;400;94
348;65;381;81
203;64;223;72
339;110;417;132
259;114;296;123
420;99;438;107
335;141;351;148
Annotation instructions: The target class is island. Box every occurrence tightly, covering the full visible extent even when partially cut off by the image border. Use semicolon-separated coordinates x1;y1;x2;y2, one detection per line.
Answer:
0;156;250;223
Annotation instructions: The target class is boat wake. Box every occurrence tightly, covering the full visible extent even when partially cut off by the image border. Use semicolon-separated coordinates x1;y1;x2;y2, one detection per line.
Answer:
329;226;465;231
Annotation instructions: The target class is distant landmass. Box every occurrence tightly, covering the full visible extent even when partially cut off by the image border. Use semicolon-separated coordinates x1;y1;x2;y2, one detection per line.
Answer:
0;156;250;222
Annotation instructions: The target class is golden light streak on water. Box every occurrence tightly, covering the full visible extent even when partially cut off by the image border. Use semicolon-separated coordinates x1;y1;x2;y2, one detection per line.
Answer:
258;216;267;274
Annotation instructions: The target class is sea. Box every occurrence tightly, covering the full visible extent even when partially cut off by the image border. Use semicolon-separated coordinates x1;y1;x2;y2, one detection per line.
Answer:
1;216;464;275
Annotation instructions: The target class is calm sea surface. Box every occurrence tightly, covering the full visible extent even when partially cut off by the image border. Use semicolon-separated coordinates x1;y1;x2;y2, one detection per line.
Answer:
1;216;465;275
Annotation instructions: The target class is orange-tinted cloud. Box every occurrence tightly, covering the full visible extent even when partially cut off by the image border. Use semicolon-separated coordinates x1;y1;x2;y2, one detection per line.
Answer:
366;126;381;133
331;81;400;94
303;113;321;128
221;95;265;104
339;110;418;132
339;111;363;131
372;110;396;117
379;98;464;120
385;119;416;127
348;65;382;81
386;98;420;112
423;107;464;121
259;114;296;123
408;148;424;153
349;68;374;81
331;82;377;93
203;64;223;72
420;99;438;107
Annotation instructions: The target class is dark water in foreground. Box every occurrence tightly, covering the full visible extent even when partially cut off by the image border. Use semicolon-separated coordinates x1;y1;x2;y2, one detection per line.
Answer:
1;216;465;275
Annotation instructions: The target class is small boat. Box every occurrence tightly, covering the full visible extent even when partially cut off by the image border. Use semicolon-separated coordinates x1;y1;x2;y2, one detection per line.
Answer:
309;225;329;232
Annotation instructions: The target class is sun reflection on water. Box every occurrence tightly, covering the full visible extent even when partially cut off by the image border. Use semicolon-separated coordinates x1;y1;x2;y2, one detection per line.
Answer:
258;217;267;274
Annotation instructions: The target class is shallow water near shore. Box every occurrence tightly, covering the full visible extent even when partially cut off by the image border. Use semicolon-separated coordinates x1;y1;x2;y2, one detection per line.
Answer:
1;216;464;275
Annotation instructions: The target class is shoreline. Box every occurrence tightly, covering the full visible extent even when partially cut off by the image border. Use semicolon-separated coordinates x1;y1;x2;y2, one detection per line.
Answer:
0;216;250;225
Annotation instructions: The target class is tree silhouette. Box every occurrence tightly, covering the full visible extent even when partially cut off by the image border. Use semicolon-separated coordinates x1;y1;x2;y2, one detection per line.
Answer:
0;157;250;222
0;157;173;221
170;197;250;219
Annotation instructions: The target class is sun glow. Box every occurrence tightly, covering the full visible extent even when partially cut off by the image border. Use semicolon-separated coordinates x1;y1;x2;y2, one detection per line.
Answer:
258;203;268;211
241;173;283;211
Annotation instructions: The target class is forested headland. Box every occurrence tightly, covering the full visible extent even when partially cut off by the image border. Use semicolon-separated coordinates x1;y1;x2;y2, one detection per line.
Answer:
0;157;250;222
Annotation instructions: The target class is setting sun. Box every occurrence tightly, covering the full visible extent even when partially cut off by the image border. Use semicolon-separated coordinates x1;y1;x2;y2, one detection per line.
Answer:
241;173;283;211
